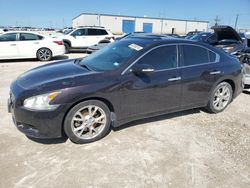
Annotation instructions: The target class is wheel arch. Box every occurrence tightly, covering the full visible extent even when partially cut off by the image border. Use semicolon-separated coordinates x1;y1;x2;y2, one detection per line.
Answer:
211;77;236;96
62;39;71;47
221;79;235;95
61;97;116;136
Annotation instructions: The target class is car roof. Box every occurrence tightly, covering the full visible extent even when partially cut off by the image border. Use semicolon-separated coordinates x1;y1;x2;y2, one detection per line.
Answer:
3;31;45;36
123;34;221;51
76;26;107;29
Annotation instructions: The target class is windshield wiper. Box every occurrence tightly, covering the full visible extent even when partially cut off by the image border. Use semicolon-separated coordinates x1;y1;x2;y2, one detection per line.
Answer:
74;59;92;71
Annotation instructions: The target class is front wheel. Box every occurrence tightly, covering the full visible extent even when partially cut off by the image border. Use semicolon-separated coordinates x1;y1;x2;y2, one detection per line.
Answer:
64;100;111;144
206;82;233;113
36;48;52;61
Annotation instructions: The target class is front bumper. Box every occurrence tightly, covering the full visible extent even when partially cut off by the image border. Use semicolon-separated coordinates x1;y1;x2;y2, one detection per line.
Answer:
8;95;69;139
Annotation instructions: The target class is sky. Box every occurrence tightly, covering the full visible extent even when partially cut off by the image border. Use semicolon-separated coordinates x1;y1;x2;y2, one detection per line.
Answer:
0;0;249;29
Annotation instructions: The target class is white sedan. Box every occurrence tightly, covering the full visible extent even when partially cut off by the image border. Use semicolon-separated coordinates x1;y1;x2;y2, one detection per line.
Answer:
0;31;65;61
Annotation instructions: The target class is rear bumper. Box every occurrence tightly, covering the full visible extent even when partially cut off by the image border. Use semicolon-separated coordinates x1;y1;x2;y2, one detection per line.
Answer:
52;46;66;57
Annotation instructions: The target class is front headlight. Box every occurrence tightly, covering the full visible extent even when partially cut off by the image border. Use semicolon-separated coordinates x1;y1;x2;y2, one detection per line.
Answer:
23;91;60;110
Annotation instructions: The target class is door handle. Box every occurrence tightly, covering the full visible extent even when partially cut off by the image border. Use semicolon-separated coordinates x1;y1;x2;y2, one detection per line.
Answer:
210;71;221;75
168;77;181;81
10;44;16;46
33;42;39;44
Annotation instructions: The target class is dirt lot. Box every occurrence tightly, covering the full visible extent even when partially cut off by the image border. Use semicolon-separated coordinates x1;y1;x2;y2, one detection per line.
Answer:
0;54;250;188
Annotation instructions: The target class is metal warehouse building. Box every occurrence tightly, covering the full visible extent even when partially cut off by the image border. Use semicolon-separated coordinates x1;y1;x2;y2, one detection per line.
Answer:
72;13;209;35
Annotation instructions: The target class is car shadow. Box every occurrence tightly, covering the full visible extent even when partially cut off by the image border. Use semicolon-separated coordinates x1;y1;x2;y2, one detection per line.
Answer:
51;55;69;61
112;108;201;132
25;108;202;145
26;135;68;145
0;55;69;63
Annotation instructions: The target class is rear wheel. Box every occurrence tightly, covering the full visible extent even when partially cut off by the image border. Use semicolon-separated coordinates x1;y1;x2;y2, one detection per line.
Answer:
64;42;70;53
64;100;111;144
206;82;233;113
36;48;52;61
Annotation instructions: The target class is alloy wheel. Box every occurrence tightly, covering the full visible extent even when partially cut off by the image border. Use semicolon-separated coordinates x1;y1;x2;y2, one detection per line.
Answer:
213;85;231;111
71;105;107;139
37;48;52;61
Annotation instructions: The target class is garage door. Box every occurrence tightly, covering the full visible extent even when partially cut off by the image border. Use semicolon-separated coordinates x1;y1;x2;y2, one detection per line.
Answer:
122;20;135;33
143;23;153;33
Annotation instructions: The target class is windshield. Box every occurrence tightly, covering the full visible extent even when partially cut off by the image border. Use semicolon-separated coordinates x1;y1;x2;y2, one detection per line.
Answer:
190;33;212;41
79;39;151;71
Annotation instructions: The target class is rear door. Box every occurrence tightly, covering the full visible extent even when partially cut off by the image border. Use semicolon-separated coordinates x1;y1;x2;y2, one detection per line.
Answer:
179;44;221;107
17;33;44;58
0;33;19;58
86;29;106;46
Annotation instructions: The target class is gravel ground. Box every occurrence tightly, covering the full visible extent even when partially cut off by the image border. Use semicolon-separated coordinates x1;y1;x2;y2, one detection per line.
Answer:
0;54;250;188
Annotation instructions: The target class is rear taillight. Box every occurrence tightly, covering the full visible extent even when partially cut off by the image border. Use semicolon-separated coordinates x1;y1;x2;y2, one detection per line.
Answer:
53;41;64;45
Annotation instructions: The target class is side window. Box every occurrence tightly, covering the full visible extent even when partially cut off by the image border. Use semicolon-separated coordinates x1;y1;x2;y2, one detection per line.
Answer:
182;45;209;66
71;29;86;36
98;29;108;35
136;45;177;70
87;29;99;36
0;33;17;42
19;33;43;41
209;51;216;62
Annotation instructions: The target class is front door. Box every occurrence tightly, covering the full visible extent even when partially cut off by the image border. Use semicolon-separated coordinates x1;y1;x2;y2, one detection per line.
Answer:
120;45;182;120
70;29;88;48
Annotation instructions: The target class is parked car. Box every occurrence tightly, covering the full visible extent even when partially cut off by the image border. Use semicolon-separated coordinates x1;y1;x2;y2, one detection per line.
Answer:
86;39;111;54
0;31;65;61
58;26;114;53
185;31;202;39
245;32;250;47
164;34;181;38
189;26;250;88
190;26;245;54
86;32;147;54
8;35;243;144
0;28;8;34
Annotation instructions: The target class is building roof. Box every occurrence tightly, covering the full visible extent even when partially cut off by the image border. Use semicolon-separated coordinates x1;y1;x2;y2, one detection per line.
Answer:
73;12;209;23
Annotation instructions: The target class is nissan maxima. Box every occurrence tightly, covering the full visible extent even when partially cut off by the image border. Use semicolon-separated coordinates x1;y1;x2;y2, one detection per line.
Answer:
8;35;243;144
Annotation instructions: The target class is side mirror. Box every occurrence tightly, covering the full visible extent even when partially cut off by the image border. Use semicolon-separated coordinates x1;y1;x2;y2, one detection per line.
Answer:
132;64;155;76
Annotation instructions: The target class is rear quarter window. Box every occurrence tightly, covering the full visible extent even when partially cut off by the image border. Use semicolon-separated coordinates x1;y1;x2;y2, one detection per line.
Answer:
209;51;217;62
98;29;108;35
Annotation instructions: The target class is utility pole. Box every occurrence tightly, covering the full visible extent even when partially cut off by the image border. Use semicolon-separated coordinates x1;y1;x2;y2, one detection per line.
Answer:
214;16;220;26
234;14;239;30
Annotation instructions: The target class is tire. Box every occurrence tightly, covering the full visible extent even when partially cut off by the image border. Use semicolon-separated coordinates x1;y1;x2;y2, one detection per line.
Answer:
36;48;52;61
206;82;233;113
64;42;70;54
64;100;111;144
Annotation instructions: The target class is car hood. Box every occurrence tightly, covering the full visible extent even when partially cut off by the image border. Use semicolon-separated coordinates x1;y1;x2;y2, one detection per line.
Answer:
17;59;94;89
212;25;242;42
